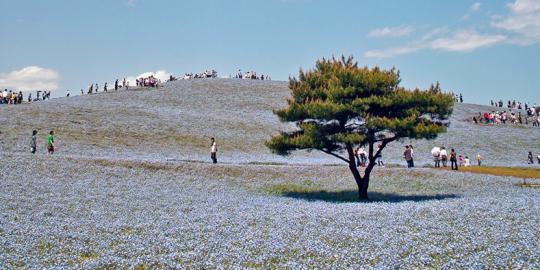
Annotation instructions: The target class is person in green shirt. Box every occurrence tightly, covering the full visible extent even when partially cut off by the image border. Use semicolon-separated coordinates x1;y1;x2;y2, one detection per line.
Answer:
47;130;54;154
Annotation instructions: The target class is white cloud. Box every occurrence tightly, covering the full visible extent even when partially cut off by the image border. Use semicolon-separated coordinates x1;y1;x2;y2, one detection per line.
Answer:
125;70;171;85
492;0;540;45
430;30;506;51
0;66;60;91
471;2;482;12
462;2;482;20
365;0;540;58
368;26;415;38
364;30;506;58
127;0;136;7
364;44;424;58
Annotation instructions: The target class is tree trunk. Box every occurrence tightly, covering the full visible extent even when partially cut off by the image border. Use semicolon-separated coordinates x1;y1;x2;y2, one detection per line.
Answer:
348;161;368;200
358;174;369;200
346;144;369;200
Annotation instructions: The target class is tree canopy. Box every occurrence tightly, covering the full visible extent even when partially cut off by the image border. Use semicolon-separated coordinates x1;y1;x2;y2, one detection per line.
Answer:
266;56;454;200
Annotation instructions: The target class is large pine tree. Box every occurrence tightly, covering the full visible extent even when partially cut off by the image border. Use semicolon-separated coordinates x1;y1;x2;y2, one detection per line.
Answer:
266;56;454;200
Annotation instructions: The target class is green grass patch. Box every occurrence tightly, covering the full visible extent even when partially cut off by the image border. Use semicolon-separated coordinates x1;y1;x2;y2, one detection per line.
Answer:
266;180;323;195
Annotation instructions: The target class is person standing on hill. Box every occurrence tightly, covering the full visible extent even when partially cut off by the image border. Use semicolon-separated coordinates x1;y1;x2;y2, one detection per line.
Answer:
210;138;218;164
354;147;360;167
104;82;108;92
358;146;367;167
464;156;470;167
476;154;483;166
115;79;119;91
440;147;448;167
432;147;441;168
30;130;38;154
403;145;413;168
376;144;384;167
47;131;55;154
450;149;458;170
409;145;414;167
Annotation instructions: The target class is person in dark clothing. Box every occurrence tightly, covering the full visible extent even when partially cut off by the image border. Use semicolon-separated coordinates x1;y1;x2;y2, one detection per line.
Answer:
409;145;415;167
403;145;413;168
210;138;218;164
30;130;38;154
450;149;458;170
115;79;119;91
528;151;534;164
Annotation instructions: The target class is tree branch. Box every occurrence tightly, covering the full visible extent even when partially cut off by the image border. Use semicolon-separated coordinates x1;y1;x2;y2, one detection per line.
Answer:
372;136;397;161
316;148;350;163
365;136;397;176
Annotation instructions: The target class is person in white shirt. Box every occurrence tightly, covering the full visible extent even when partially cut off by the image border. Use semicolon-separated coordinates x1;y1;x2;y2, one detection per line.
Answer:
210;137;218;164
464;156;470;167
440;147;448;167
431;147;441;167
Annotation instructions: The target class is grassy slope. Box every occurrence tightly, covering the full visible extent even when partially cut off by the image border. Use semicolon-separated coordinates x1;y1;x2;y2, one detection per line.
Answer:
1;79;539;166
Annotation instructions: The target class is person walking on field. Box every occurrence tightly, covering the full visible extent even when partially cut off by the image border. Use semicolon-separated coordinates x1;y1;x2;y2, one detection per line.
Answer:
30;130;38;154
528;151;534;164
47;130;55;154
210;137;218;164
450;148;458;170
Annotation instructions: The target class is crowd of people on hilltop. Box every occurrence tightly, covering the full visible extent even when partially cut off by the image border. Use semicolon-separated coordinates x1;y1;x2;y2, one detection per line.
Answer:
182;70;218;80
1;89;53;105
1;89;24;104
136;76;160;87
1;68;273;106
234;70;271;80
472;106;540;127
490;99;537;111
453;93;464;103
84;79;132;95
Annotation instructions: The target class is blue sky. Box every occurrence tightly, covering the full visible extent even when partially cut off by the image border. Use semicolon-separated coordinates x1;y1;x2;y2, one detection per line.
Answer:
1;0;539;104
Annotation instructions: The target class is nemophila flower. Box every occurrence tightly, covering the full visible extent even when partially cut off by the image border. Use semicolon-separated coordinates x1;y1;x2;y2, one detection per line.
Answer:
1;153;538;268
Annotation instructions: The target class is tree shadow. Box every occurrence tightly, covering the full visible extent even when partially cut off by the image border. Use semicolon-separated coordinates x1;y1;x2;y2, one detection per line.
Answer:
279;190;459;203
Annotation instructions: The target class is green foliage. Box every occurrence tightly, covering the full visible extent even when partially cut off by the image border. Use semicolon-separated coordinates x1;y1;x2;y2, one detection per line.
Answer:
267;56;454;159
